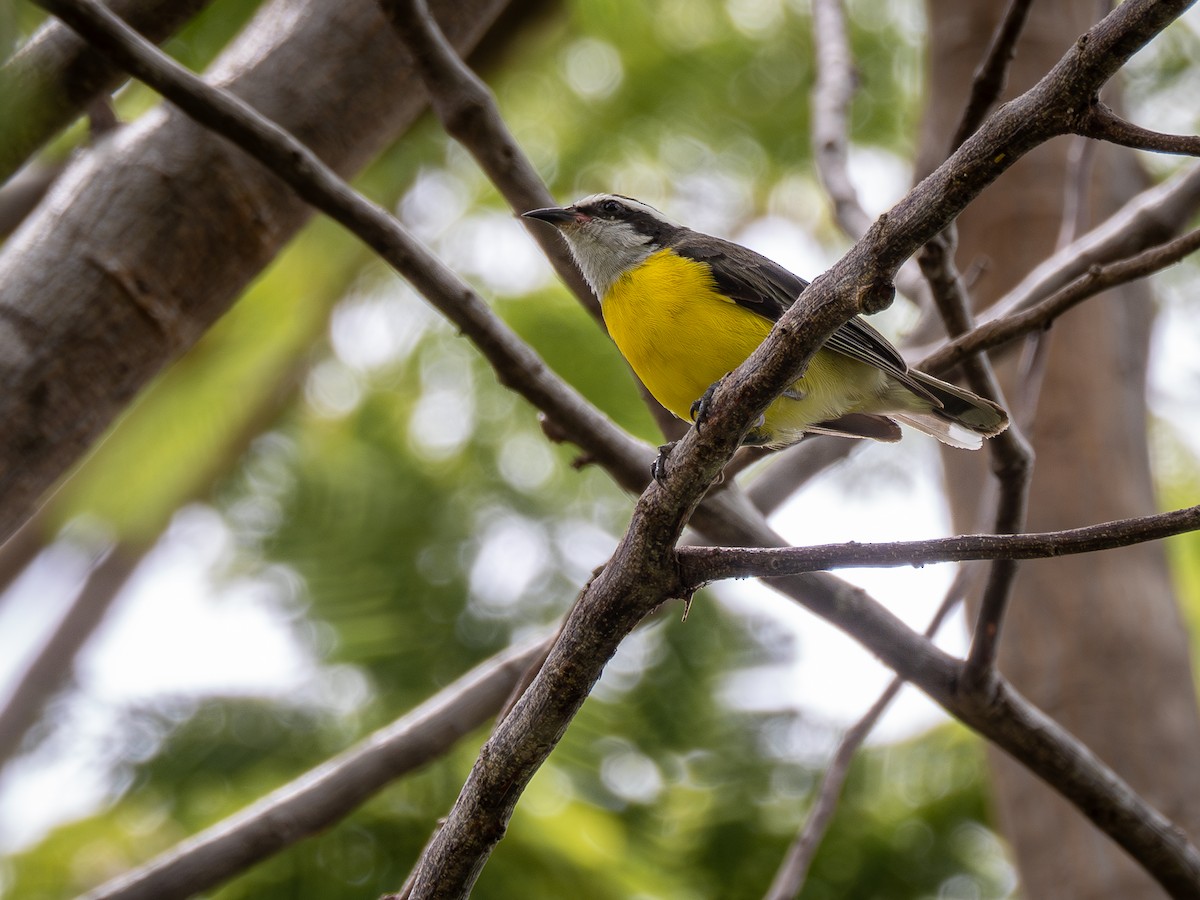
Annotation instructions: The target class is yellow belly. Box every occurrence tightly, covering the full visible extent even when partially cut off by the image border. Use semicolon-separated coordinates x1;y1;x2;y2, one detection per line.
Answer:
601;249;891;444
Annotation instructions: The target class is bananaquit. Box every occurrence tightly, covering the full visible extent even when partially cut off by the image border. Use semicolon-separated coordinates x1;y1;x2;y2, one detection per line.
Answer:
524;193;1008;451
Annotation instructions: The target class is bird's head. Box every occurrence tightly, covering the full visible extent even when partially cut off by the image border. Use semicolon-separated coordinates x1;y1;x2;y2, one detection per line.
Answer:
523;194;678;297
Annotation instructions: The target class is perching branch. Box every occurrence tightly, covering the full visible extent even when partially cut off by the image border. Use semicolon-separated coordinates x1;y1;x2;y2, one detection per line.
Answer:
678;504;1200;586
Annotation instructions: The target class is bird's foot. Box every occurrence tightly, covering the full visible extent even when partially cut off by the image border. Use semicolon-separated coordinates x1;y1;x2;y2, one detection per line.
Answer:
690;378;725;432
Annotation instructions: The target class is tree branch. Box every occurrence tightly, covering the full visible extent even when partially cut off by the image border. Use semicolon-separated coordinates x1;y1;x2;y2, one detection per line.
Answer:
679;504;1200;586
1077;100;1200;157
81;639;548;900
375;0;597;319
810;0;871;239
916;228;1034;688
917;224;1200;374
948;0;1036;152
763;579;965;900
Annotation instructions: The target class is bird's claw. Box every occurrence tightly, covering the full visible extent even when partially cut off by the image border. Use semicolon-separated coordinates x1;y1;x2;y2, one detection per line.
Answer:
690;380;723;432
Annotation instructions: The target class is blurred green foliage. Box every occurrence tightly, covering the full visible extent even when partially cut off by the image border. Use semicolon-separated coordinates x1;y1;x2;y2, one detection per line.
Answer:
21;0;1200;899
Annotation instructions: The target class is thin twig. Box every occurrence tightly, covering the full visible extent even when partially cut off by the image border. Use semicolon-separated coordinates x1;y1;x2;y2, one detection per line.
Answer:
918;224;1200;374
810;0;871;239
763;575;967;900
0;544;142;769
678;504;1200;586
949;0;1036;152
808;0;926;302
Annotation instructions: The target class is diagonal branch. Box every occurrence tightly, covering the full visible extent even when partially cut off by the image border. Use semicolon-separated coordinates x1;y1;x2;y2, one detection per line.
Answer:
678;504;1200;586
918;224;1200;373
916;229;1034;688
375;0;597;319
763;577;966;900
81;639;548;900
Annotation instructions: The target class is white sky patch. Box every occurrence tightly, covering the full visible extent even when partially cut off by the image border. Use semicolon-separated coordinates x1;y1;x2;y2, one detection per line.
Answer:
469;514;551;612
716;438;965;744
398;169;471;243
0;507;320;851
442;212;552;297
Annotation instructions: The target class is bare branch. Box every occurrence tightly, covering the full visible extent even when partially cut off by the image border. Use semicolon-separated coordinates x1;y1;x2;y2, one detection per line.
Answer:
918;224;1200;374
916;228;1034;686
678;504;1200;586
1077;100;1200;157
82;639;548;900
0;543;142;769
764;580;965;900
375;0;598;319
810;0;871;239
949;0;1037;152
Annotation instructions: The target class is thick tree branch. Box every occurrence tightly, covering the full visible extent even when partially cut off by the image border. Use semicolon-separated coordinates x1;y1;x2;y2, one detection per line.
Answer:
0;0;213;183
679;504;1200;586
81;639;548;900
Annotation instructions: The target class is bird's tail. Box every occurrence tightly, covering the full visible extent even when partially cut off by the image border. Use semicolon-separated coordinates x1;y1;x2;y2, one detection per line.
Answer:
891;371;1009;450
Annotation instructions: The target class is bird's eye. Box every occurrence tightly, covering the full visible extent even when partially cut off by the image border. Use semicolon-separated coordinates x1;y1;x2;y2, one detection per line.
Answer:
600;199;622;216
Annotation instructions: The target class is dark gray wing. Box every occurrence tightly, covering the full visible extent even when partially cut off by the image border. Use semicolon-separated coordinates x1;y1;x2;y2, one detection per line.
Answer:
670;230;922;387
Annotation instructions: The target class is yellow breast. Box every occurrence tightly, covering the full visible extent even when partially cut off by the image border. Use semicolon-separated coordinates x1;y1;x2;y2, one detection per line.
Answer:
601;249;770;422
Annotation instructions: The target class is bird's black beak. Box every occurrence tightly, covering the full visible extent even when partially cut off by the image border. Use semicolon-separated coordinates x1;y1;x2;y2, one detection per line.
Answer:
522;206;578;227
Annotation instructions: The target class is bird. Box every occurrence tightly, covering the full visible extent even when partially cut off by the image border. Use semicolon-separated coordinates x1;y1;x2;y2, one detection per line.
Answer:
523;193;1008;460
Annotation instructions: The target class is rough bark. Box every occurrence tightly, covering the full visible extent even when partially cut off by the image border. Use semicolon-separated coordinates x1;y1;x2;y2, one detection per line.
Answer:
920;2;1200;896
0;0;512;547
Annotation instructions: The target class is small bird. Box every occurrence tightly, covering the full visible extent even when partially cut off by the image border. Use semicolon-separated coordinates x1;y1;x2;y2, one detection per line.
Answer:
524;193;1007;455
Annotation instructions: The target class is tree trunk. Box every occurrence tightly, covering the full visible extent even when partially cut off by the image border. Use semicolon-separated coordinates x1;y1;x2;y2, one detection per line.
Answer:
0;0;513;546
920;2;1200;896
